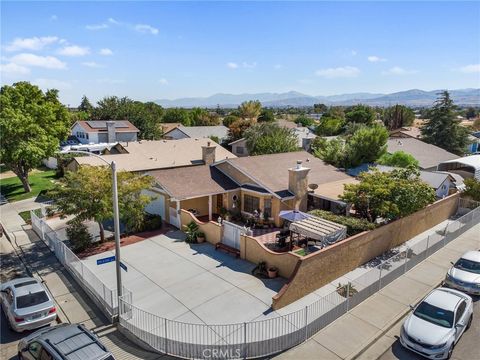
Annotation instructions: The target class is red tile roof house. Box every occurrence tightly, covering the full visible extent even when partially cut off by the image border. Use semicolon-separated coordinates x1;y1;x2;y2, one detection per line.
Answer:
71;120;139;144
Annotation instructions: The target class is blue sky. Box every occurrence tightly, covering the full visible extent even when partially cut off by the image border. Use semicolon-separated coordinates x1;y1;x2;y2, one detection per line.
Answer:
1;1;479;105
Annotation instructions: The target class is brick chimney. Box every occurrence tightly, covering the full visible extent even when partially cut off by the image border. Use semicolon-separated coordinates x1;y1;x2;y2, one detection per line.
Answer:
288;160;310;211
202;141;216;165
106;121;116;143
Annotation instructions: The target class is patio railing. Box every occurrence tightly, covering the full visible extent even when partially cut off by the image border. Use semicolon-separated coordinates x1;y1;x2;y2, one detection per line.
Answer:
31;211;130;320
117;198;480;359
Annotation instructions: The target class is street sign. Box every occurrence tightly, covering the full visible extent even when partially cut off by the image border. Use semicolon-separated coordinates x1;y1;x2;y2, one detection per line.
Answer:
96;256;115;265
119;262;128;272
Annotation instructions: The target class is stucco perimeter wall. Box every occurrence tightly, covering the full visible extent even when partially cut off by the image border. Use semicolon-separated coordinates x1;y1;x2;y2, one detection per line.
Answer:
272;193;460;309
180;210;222;245
240;235;301;279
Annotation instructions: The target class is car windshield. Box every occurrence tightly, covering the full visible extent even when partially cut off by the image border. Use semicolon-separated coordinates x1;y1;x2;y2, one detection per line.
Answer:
414;301;454;328
16;291;49;309
455;258;480;274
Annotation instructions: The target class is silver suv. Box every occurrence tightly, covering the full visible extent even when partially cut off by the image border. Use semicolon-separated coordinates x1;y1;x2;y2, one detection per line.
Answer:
18;323;115;360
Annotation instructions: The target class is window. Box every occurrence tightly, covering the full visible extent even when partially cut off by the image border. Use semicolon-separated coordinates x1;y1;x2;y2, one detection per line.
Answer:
86;133;89;140
455;301;466;325
264;199;272;218
244;194;259;214
28;342;42;359
16;291;49;309
236;146;244;154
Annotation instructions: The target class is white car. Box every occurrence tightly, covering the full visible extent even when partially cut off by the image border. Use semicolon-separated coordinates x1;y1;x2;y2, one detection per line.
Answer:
0;277;57;332
400;287;473;360
444;251;480;295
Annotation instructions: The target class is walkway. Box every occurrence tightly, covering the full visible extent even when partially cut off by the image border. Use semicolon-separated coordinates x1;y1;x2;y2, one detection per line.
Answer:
275;222;480;360
0;200;170;360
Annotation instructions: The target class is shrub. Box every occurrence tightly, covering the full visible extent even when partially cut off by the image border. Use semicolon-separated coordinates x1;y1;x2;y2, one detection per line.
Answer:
66;221;93;253
184;221;199;243
308;209;376;236
143;213;163;231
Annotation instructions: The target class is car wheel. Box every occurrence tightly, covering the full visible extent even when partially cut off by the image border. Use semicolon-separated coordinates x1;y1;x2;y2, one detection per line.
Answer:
466;314;473;330
447;344;454;359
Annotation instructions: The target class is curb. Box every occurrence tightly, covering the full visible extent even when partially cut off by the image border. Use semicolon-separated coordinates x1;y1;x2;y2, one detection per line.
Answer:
349;279;444;360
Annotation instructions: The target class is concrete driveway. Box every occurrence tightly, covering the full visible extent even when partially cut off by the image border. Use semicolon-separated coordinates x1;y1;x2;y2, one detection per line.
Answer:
82;231;288;325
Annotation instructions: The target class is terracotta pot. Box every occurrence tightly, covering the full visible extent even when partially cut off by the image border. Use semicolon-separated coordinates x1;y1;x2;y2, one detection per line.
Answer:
267;267;278;278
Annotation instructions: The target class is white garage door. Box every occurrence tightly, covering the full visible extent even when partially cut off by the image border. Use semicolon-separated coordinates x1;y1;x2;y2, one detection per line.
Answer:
143;190;166;219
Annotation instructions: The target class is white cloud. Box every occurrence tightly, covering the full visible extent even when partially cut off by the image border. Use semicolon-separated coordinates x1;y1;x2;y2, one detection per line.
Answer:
158;78;168;85
108;18;120;25
368;55;387;63
242;62;257;69
57;45;90;57
82;61;104;68
315;66;360;78
86;23;109;30
351;50;357;56
457;64;480;73
33;78;72;90
99;48;113;56
382;66;416;75
50;15;58;21
10;53;67;69
5;36;59;52
0;62;31;75
134;24;159;35
274;64;283;70
227;62;239;69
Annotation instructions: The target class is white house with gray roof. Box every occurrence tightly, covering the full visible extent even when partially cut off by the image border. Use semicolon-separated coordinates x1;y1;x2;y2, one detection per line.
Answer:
163;125;229;143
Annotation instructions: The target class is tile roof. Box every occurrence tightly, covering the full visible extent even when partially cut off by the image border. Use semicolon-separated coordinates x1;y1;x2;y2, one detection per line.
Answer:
148;165;238;200
73;138;236;172
386;138;458;169
223;151;353;197
75;120;139;133
375;165;450;189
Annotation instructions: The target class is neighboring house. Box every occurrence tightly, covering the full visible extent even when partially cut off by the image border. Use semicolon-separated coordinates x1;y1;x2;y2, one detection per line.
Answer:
229;127;316;157
71;120;139;144
375;165;454;198
466;133;480;154
437;155;480;180
389;127;422;139
386;137;458;170
148;150;354;227
163;125;229;143
160;123;182;134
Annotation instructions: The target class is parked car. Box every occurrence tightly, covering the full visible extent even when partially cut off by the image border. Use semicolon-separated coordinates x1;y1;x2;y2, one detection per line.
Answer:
18;323;115;360
400;287;473;360
444;251;480;295
0;277;57;332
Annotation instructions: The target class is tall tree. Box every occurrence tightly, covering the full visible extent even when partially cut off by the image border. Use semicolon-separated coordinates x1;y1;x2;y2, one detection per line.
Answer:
238;100;262;122
295;115;314;127
244;123;298;155
341;167;436;222
377;151;419;168
465;107;477;120
311;137;346;168
345;104;376;125
313;103;328;113
315;116;345;136
345;125;389;167
0;82;70;192
383;105;415;130
162;108;192;126
49;165;154;242
78;95;94;116
227;119;254;142
258;108;275;122
421;91;469;155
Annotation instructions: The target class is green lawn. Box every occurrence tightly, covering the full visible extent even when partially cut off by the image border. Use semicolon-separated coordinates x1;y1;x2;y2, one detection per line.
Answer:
0;169;57;202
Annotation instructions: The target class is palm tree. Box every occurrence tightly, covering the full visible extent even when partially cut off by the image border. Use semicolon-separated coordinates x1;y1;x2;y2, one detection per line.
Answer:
238;100;262;122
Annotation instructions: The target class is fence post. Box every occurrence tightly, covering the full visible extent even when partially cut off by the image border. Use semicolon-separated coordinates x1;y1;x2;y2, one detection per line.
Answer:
243;322;247;359
304;306;308;342
164;318;168;354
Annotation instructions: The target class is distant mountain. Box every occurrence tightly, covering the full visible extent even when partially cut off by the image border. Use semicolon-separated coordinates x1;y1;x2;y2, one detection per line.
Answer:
154;88;480;108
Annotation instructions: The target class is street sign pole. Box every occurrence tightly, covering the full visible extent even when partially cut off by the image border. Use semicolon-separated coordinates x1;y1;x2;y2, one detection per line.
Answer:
111;161;123;300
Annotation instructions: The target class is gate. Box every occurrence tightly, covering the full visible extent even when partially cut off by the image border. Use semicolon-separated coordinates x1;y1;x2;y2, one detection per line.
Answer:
222;221;244;249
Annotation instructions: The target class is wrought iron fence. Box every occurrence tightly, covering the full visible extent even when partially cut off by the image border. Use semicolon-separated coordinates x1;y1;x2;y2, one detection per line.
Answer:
118;199;480;359
30;211;129;319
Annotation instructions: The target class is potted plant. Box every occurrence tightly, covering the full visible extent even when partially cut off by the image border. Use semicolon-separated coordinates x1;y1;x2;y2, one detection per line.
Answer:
197;231;206;243
267;266;278;278
336;282;358;298
185;221;199;244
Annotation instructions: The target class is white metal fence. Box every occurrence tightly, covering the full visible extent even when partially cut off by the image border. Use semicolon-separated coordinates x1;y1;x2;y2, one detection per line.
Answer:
118;198;480;359
30;211;129;320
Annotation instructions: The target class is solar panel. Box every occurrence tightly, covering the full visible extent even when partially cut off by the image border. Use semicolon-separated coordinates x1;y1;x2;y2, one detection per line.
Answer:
86;121;129;129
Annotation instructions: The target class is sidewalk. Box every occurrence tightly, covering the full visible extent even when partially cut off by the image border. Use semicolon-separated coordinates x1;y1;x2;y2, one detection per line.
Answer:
0;201;169;360
275;223;480;360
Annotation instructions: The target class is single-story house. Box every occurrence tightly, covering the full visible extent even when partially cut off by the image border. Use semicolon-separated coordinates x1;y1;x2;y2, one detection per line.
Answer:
229;138;249;157
163;125;229;143
437;155;480;180
160;123;182;134
466;134;480;154
71;120;139;144
148;149;355;228
67;138;236;172
386;137;458;171
389;127;422;139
